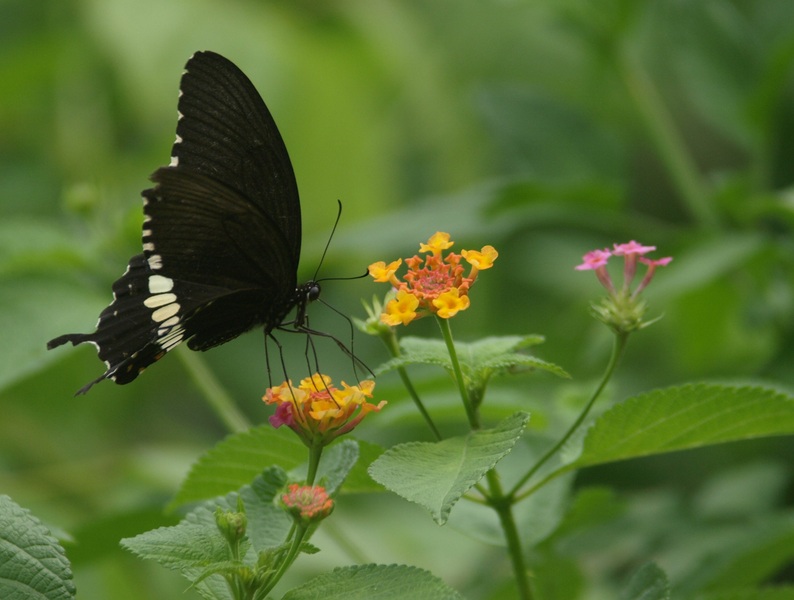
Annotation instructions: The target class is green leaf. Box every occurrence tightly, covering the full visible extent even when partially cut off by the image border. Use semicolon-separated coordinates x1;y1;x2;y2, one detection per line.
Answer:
169;426;308;510
311;439;359;494
238;468;291;553
123;468;290;600
621;563;670;600
377;335;568;389
170;427;383;510
339;440;386;494
282;564;464;600
121;503;242;600
0;495;76;600
368;412;530;523
572;384;794;468
447;438;574;546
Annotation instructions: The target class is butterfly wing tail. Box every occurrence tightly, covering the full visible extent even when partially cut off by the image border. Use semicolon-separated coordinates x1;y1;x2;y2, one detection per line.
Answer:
48;330;172;395
47;333;112;395
47;333;93;350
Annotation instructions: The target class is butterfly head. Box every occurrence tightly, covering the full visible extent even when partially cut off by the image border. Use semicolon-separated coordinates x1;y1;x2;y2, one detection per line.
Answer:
306;282;321;303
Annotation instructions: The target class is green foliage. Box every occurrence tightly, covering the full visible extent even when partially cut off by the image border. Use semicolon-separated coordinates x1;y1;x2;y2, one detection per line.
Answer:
123;468;291;600
572;384;794;468
171;427;382;509
378;335;569;383
122;444;456;599
369;413;530;524
169;427;306;509
0;495;76;600
621;563;671;600
281;564;465;600
4;0;794;598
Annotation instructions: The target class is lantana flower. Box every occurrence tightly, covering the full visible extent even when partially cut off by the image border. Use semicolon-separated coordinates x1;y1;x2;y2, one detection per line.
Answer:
281;484;334;524
368;232;498;326
264;374;386;446
576;240;672;333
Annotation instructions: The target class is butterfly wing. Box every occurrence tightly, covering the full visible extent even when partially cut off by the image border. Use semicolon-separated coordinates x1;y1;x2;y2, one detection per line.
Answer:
171;50;301;260
48;51;302;393
141;166;300;346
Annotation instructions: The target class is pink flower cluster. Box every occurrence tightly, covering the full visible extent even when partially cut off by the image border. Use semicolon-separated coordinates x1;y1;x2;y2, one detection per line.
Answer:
576;241;672;298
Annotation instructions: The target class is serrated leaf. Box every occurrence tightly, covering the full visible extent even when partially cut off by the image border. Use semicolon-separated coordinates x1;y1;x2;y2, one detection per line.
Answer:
572;384;794;469
368;412;530;523
0;495;76;600
282;563;464;600
376;335;567;401
121;503;241;571
447;439;573;546
123;468;290;600
239;468;291;552
621;563;670;600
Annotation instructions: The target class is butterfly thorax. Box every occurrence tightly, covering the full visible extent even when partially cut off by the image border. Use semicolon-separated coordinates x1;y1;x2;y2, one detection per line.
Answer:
289;280;321;331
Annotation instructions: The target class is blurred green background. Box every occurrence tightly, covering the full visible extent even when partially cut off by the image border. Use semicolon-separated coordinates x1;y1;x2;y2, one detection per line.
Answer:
2;0;793;598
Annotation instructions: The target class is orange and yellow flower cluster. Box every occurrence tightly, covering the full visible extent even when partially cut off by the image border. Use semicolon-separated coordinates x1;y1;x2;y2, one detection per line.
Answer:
264;374;385;446
368;232;498;326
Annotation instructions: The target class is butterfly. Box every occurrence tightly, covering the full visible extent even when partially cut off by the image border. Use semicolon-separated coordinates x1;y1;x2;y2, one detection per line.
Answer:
48;50;326;395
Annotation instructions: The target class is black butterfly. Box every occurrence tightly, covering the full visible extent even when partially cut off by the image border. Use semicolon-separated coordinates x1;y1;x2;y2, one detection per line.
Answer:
48;50;325;394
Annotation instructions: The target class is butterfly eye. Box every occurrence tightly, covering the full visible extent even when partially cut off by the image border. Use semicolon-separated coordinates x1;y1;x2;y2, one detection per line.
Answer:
307;283;321;302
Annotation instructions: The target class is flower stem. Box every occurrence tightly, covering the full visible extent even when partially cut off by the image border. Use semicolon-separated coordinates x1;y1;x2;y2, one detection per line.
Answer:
435;316;479;429
485;470;533;600
259;524;309;598
306;440;324;486
510;331;629;499
380;329;443;440
176;347;251;433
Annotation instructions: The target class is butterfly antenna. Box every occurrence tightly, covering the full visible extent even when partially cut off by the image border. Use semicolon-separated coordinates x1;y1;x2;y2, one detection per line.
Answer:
312;200;343;282
313;198;370;284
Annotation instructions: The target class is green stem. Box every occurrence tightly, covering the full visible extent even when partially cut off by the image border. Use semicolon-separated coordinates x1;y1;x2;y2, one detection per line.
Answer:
306;440;323;486
435;317;479;429
485;471;532;600
616;48;719;230
513;462;577;502
254;382;327;596
510;332;629;499
259;524;309;598
380;329;443;440
177;347;251;433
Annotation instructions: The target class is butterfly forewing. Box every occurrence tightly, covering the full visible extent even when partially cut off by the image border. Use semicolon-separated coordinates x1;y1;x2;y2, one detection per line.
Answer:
142;167;297;292
172;51;301;261
47;50;307;394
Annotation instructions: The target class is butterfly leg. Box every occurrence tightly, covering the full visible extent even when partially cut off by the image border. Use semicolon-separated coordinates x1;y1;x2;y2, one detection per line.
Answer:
263;330;294;389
